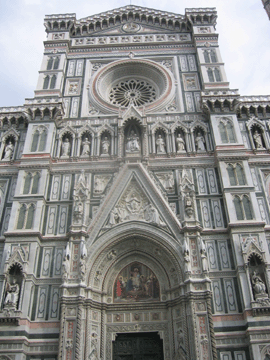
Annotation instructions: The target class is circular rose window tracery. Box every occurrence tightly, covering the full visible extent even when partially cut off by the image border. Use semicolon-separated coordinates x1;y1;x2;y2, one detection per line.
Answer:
90;59;175;114
109;79;157;107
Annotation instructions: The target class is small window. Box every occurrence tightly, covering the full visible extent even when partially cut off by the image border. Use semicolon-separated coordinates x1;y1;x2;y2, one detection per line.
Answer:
43;76;50;90
17;205;27;229
47;57;53;70
31;130;39;152
207;68;214;82
53;57;60;70
25;204;35;229
214;68;221;82
39;131;47;151
204;51;211;63
210;50;217;63
50;75;57;89
23;173;32;194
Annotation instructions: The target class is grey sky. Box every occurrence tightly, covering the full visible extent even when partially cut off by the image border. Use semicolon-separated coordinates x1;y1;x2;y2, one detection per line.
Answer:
0;0;269;107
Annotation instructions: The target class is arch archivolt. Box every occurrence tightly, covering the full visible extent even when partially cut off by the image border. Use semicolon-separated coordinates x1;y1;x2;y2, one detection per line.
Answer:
86;225;183;301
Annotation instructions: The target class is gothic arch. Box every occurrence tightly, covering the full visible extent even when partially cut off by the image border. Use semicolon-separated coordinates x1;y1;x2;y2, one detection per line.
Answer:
86;222;183;295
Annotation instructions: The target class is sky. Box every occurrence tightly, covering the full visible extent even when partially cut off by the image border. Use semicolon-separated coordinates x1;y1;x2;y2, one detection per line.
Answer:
0;0;269;107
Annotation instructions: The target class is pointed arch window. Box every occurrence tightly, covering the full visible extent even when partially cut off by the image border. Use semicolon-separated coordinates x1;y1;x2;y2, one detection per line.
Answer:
227;163;246;186
17;203;36;230
233;195;253;221
204;50;217;63
31;128;48;152
47;56;60;70
207;67;222;82
43;75;57;90
218;120;236;143
23;172;40;195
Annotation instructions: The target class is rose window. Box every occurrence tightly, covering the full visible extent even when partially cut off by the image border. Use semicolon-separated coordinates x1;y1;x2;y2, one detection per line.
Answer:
109;79;156;107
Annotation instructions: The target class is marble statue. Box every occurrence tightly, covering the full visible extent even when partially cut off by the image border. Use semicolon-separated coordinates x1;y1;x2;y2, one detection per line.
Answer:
102;136;110;155
252;270;266;295
195;132;205;151
176;133;185;152
126;130;140;152
81;137;91;156
62;138;71;156
253;130;264;149
3;141;14;160
4;279;20;308
156;134;166;153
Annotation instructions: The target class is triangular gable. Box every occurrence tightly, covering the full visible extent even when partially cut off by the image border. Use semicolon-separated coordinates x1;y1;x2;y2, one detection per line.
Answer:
87;163;181;242
78;5;185;25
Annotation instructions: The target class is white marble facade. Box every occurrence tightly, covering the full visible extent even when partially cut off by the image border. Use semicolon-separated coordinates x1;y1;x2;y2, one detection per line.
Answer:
0;5;270;360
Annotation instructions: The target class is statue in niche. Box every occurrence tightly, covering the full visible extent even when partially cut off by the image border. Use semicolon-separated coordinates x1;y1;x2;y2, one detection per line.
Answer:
195;131;206;151
101;136;110;155
94;176;105;193
81;137;91;156
61;138;71;157
252;270;267;295
4;279;20;309
253;130;264;149
156;134;166;153
176;133;185;152
3;141;14;160
200;238;208;272
126;130;140;152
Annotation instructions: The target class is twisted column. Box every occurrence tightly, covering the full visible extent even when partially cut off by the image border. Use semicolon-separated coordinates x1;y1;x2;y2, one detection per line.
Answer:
207;296;217;360
75;304;83;360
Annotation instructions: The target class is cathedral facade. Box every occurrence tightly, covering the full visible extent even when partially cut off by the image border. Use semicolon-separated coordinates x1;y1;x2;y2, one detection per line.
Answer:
0;5;270;360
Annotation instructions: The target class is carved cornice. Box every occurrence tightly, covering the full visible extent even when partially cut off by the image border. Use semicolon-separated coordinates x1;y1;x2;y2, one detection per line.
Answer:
185;8;217;27
201;89;240;114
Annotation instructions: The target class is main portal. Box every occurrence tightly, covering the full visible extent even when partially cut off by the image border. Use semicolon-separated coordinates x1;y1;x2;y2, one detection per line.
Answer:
112;332;164;360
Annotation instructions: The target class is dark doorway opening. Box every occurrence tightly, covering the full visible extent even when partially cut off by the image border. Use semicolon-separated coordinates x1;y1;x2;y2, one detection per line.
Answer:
113;332;164;360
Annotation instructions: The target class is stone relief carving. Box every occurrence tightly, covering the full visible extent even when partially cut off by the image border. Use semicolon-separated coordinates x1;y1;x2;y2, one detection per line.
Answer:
156;172;174;192
72;170;90;226
94;175;111;194
89;332;99;360
105;181;165;228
